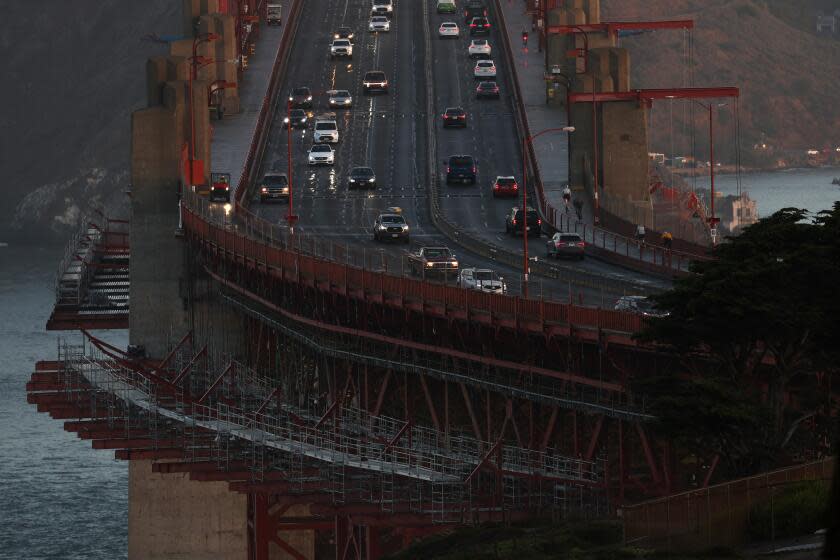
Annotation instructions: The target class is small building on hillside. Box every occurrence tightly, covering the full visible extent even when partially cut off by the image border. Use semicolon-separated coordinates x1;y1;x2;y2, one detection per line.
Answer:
717;192;758;235
816;11;840;33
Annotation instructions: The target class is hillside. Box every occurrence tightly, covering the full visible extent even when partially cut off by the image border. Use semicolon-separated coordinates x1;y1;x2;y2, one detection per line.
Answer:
1;1;179;240
601;0;840;164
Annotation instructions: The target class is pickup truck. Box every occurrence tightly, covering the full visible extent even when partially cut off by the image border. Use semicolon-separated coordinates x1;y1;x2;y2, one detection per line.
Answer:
407;247;459;277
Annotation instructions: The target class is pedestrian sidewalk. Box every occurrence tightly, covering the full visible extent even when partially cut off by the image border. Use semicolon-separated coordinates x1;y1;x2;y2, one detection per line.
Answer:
211;1;289;199
495;0;694;274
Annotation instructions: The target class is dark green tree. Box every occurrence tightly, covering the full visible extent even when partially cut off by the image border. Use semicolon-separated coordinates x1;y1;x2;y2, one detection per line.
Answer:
637;205;840;477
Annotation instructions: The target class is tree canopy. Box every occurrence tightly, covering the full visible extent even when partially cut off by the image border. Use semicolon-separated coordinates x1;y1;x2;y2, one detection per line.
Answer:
636;203;840;477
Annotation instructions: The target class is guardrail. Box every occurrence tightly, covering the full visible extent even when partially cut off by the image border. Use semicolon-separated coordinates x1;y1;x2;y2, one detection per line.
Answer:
490;0;709;278
233;0;303;209
420;0;655;298
184;190;646;338
190;0;646;336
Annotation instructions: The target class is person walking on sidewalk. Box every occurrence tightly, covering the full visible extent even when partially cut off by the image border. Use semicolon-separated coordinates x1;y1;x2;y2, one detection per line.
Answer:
661;231;673;250
573;199;583;220
635;224;646;244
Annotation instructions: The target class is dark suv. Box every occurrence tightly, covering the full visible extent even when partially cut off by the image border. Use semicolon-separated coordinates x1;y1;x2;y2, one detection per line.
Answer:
504;207;541;237
445;155;477;184
469;16;490;35
464;0;487;22
259;173;290;202
289;87;312;108
362;71;389;93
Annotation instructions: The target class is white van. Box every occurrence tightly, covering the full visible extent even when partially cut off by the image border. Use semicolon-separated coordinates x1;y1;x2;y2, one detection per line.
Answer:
267;3;282;25
313;117;339;144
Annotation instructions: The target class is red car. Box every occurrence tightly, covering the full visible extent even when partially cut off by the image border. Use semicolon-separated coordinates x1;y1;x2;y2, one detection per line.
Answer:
492;175;518;197
476;80;499;99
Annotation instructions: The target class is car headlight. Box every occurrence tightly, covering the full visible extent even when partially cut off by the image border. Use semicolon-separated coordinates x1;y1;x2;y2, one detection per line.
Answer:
368;178;375;182
345;99;351;103
306;95;312;101
288;96;293;101
283;117;289;123
261;187;267;192
426;262;434;267
301;117;307;122
349;178;356;182
334;33;340;39
402;225;409;231
452;261;459;267
378;225;386;230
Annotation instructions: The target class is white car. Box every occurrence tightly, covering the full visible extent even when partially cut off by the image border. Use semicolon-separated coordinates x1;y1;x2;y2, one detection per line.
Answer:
330;39;353;58
328;89;353;108
468;39;491;58
458;268;506;294
369;16;390;32
372;0;393;14
308;144;335;165
438;22;459;38
474;59;496;79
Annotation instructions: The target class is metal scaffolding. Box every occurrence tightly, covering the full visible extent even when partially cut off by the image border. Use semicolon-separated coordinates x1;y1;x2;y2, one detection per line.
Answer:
53;334;607;522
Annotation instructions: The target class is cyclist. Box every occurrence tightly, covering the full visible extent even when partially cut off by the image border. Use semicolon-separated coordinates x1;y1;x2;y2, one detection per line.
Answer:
562;185;572;213
522;30;529;48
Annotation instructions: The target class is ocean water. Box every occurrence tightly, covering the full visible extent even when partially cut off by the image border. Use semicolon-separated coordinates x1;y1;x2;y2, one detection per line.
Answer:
0;243;128;560
693;166;840;218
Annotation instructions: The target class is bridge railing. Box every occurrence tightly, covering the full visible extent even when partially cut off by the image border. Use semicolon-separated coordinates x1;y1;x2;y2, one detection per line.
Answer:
184;190;646;337
490;0;710;277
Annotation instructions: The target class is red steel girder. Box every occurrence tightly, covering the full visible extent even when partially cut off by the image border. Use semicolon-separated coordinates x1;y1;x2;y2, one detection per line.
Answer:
153;460;250;474
91;438;179;450
115;448;184;461
46;312;128;331
568;87;740;104
547;20;694;36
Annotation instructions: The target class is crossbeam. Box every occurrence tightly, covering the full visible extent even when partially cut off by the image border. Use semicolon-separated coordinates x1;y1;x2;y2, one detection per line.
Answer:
547;20;694;36
568;87;740;104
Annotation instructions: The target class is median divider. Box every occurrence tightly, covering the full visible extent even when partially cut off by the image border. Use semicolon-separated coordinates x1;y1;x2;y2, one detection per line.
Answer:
490;0;708;280
424;0;657;298
234;0;303;211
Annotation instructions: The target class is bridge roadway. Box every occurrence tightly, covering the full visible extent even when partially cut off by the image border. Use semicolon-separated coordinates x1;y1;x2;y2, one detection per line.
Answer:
241;0;666;305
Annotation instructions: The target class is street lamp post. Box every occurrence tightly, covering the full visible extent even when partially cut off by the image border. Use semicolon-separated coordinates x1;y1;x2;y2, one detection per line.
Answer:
286;100;298;230
567;26;599;225
694;101;725;244
188;33;220;187
522;126;576;298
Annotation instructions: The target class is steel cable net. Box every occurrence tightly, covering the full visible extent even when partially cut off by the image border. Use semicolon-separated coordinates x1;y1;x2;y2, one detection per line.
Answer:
58;335;608;521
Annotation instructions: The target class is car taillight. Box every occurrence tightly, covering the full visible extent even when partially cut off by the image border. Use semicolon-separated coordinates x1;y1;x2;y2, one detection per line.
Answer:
513;184;518;190
470;23;476;27
484;23;490;27
447;167;451;173
537;218;542;225
577;242;585;247
512;219;517;225
494;184;499;189
472;166;476;173
443;115;449;119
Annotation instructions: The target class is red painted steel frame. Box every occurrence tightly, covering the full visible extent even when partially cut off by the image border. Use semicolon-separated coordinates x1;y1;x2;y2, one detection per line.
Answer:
547;20;694;36
568;87;740;104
